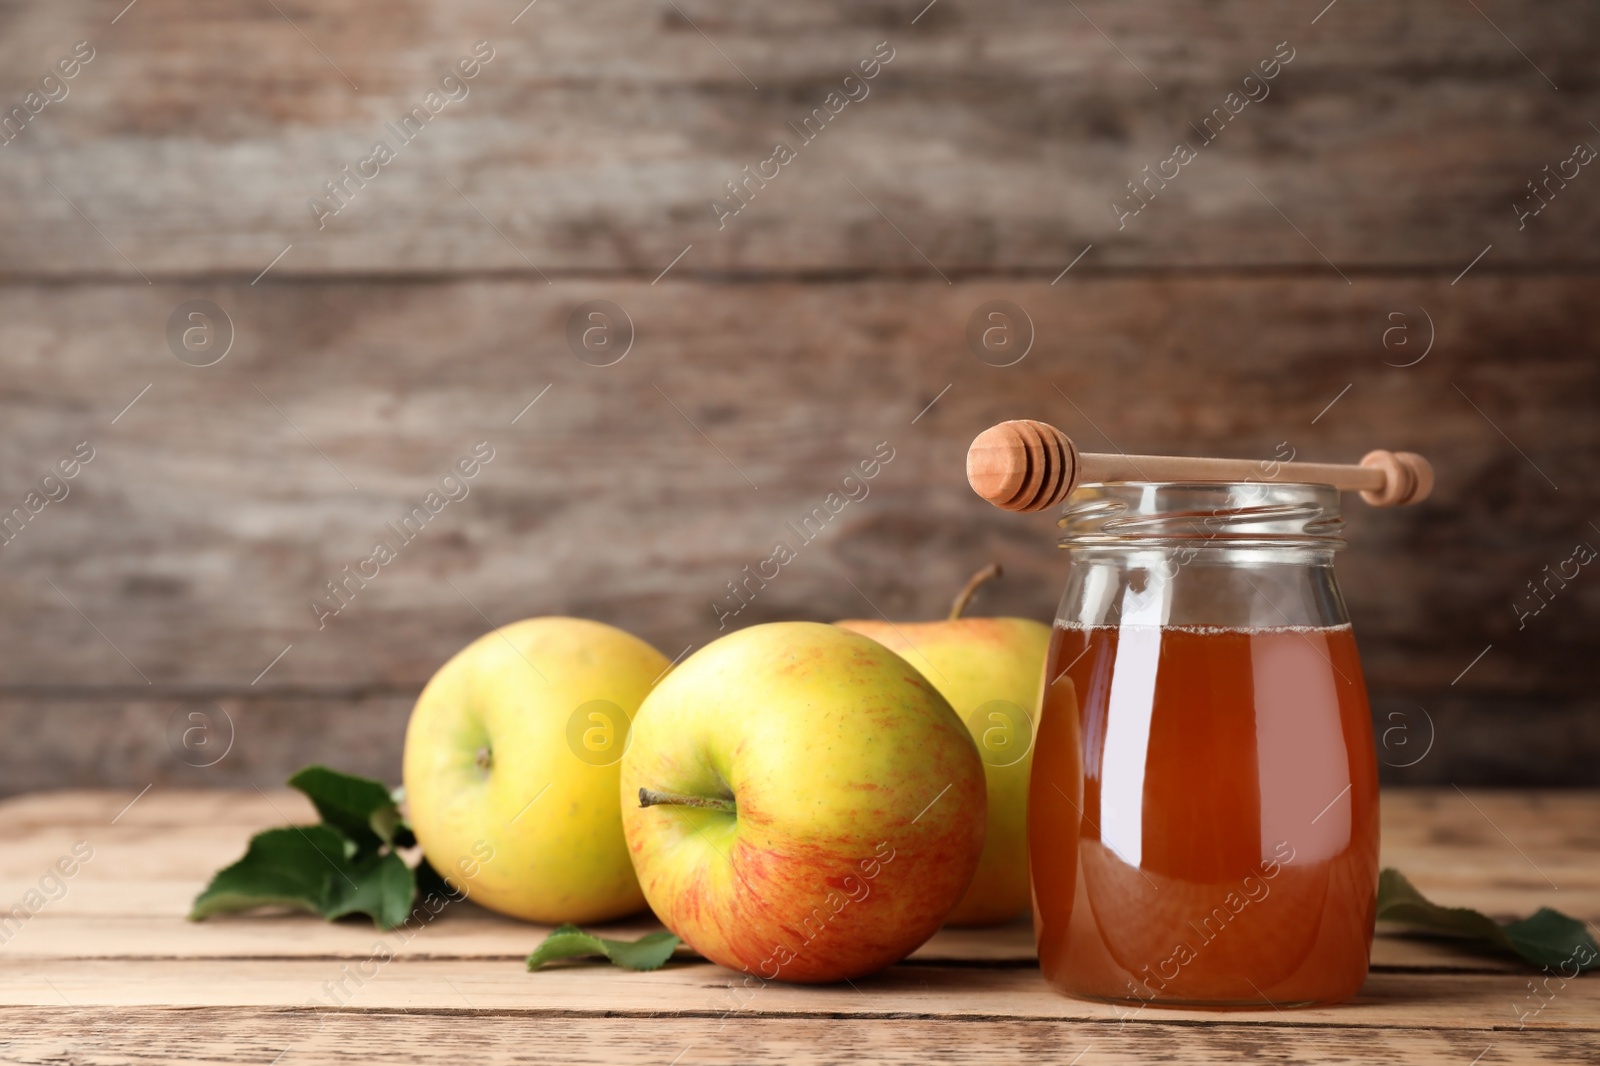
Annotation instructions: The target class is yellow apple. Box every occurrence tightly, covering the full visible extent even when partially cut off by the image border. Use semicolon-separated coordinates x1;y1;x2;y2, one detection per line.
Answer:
837;564;1049;926
621;622;986;983
403;617;668;923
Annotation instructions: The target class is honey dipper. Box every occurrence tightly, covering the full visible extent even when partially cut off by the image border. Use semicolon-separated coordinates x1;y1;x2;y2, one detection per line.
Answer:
967;419;1433;513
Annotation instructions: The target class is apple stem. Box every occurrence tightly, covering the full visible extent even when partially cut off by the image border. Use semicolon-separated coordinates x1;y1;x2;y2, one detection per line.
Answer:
637;787;737;813
948;562;1004;620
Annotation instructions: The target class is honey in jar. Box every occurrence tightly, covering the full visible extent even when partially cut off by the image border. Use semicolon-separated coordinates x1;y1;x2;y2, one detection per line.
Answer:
1027;481;1380;1007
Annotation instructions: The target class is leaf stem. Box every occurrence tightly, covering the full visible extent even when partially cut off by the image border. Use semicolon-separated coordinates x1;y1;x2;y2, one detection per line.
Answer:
637;787;736;813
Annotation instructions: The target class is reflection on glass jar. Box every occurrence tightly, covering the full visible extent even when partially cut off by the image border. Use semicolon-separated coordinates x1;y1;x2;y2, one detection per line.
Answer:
1028;481;1380;1008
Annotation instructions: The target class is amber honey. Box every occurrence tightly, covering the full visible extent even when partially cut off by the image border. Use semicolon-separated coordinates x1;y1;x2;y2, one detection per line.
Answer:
1029;622;1380;1007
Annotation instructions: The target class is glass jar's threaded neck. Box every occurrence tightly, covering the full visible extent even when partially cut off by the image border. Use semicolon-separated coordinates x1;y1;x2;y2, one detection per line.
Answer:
1057;481;1345;551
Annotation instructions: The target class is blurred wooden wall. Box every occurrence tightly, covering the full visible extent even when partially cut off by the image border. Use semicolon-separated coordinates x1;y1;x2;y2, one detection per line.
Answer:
1;1;1596;795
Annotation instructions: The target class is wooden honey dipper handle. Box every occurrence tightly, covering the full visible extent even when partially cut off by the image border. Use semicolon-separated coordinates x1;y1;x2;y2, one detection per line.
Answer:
966;420;1434;513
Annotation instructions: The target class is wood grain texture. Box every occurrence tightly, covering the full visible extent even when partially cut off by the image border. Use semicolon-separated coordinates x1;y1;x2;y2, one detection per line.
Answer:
4;959;1594;1028
0;694;415;799
2;790;1594;1063
0;1;1597;278
1;789;1590;965
0;275;1595;791
0;911;1549;974
1;1013;1589;1066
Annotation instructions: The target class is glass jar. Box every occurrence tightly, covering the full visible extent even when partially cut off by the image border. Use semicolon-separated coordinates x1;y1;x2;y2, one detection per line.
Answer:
1028;481;1380;1008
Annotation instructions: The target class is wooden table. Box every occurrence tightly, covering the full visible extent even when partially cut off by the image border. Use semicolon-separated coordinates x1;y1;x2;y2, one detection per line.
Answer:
1;789;1595;1064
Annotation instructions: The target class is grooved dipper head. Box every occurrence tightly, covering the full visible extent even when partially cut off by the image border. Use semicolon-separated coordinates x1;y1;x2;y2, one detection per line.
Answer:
967;420;1079;512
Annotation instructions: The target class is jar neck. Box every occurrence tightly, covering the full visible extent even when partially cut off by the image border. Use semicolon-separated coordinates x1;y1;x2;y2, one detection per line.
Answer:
1057;481;1345;553
1054;482;1350;630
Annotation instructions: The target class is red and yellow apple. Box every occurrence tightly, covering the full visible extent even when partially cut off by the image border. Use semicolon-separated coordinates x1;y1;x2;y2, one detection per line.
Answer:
838;564;1050;926
620;622;985;983
403;617;668;923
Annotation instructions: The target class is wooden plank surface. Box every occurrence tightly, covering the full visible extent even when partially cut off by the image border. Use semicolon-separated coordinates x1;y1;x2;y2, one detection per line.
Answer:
3;789;1593;956
0;1;1597;278
4;960;1594;1030
1;789;1597;1064
1;275;1595;792
3;1013;1591;1066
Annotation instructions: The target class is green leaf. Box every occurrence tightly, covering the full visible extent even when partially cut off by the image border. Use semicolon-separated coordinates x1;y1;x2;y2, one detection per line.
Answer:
323;851;416;931
526;924;681;972
189;826;349;922
189;824;417;931
1503;909;1600;972
1376;868;1599;972
288;765;413;854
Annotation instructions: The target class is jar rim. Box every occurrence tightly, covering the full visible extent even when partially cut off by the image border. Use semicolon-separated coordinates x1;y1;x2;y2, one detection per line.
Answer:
1056;480;1345;549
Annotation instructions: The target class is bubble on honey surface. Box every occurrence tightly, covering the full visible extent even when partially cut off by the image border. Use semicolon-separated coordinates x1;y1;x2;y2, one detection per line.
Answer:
965;699;1035;767
565;699;632;766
